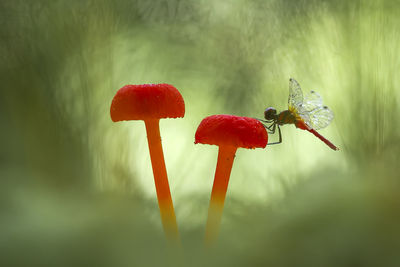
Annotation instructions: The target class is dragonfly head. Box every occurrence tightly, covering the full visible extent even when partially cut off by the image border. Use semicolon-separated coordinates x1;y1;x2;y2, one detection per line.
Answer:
264;107;277;120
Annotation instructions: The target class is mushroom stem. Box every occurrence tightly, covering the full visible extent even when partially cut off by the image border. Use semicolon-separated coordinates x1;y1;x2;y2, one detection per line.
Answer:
144;118;179;243
205;145;237;245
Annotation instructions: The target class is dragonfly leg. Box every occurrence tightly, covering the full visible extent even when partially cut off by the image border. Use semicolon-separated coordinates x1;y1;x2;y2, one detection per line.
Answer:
267;122;276;134
259;120;275;134
257;118;274;124
264;124;275;134
267;125;282;145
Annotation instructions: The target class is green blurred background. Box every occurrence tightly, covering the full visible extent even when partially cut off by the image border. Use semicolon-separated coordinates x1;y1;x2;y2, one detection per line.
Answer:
1;0;400;266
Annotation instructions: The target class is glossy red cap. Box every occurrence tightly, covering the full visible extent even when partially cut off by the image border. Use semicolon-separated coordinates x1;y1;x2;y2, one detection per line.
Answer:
110;84;185;122
195;114;268;149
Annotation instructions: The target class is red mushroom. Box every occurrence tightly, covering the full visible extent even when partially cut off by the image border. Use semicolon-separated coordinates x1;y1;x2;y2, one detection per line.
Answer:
195;114;268;245
110;84;184;243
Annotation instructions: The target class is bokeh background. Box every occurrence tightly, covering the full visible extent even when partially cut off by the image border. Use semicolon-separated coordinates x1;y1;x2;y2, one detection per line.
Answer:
1;0;400;266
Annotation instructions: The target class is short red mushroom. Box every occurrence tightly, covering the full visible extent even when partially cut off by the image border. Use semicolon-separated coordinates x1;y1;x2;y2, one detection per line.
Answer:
195;114;268;245
110;84;184;243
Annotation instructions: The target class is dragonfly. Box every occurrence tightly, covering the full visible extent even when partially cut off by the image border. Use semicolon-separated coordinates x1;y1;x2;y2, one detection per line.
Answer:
259;78;339;151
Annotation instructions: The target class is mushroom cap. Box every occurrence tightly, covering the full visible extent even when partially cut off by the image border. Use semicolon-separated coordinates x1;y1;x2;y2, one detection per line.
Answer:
110;84;185;122
195;114;268;149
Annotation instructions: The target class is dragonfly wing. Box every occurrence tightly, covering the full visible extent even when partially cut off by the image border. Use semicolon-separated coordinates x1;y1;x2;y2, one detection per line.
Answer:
308;106;334;130
302;90;323;112
297;106;312;128
301;90;334;130
288;78;303;109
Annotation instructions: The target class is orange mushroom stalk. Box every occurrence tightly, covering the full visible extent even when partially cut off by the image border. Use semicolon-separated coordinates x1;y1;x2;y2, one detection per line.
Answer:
110;84;184;243
195;114;268;245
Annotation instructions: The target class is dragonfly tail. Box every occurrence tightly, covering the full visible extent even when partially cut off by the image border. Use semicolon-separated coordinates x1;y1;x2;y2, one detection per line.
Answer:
308;129;339;151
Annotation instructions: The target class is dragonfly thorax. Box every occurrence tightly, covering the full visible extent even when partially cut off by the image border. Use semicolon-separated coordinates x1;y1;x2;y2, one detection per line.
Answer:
277;110;297;125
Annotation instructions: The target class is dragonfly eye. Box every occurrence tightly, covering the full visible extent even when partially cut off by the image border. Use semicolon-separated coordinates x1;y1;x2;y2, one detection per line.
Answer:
264;107;277;120
310;90;315;94
323;106;328;109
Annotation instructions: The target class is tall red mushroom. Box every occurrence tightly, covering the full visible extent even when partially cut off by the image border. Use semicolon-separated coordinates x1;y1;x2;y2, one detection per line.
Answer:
195;114;268;245
110;84;184;243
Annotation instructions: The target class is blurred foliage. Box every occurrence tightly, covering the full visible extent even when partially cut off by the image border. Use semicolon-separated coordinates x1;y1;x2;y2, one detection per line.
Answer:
1;0;400;266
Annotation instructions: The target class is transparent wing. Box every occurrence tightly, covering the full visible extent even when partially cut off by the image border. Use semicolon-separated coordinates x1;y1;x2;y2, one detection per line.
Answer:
301;90;334;130
297;106;312;128
288;78;303;109
302;90;323;112
307;106;334;130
